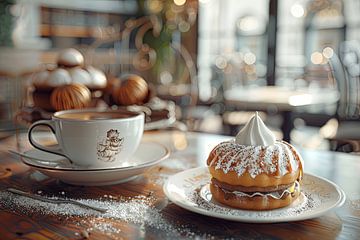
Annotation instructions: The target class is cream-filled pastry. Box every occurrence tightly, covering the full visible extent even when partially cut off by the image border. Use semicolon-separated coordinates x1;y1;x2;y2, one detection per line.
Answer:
207;112;303;210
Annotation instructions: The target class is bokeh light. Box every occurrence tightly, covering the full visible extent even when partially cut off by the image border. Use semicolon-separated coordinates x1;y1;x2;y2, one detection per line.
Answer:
146;0;163;13
237;16;259;32
178;21;191;32
215;56;227;69
291;4;305;18
160;71;173;84
311;51;323;64
174;0;186;6
243;52;256;65
322;47;334;59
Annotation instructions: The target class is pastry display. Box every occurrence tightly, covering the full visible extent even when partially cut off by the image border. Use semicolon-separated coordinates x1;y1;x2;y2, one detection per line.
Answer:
31;48;107;111
68;67;92;86
31;70;50;87
207;112;303;210
22;49;176;130
32;48;107;90
57;48;84;68
47;68;72;87
32;88;55;111
50;83;91;111
112;74;149;106
85;66;107;88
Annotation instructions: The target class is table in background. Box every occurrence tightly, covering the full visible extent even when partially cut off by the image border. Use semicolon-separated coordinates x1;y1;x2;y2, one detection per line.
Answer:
225;86;339;142
0;130;360;239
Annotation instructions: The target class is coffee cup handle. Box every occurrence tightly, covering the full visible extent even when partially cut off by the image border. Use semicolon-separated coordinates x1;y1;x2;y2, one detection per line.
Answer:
28;120;65;157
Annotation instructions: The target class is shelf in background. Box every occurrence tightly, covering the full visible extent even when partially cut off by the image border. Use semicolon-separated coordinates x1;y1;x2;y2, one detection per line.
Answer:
40;24;116;38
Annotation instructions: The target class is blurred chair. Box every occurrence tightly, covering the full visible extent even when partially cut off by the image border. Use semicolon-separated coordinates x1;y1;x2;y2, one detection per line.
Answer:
324;41;360;153
339;41;360;119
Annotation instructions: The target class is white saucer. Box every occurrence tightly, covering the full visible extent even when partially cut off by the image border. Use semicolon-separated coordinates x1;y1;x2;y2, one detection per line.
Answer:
20;142;169;186
163;167;346;223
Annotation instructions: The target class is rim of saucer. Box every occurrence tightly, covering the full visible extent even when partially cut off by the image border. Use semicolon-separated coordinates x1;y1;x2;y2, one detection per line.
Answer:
21;141;170;172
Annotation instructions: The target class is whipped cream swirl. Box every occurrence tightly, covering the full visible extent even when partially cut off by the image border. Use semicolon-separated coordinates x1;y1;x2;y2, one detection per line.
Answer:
235;112;276;146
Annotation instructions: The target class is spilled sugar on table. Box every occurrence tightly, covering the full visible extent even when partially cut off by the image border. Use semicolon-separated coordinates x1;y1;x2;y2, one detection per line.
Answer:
0;130;360;239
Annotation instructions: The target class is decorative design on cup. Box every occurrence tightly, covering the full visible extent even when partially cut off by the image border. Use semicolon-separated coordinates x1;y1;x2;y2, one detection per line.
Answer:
97;129;124;162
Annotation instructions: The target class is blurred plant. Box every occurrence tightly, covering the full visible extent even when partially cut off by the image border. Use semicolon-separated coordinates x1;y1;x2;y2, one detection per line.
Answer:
136;0;198;85
0;0;15;47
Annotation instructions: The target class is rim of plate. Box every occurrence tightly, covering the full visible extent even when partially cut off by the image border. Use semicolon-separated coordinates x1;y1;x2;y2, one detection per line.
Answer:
21;141;170;172
163;167;346;223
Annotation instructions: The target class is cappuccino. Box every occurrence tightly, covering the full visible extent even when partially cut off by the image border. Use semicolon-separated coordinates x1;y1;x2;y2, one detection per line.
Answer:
28;108;144;168
56;111;138;121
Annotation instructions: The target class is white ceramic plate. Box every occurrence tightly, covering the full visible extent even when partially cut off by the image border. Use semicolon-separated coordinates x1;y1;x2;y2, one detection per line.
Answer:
163;167;346;223
20;142;169;186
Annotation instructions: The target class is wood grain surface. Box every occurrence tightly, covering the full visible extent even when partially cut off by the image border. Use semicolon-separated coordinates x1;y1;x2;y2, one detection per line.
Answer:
0;130;360;239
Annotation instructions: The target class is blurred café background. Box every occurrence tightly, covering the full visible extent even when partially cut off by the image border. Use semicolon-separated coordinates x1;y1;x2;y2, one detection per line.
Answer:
0;0;359;153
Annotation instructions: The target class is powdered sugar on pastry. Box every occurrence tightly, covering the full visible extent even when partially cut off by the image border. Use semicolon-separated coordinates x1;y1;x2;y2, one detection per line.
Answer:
208;112;303;179
209;139;303;178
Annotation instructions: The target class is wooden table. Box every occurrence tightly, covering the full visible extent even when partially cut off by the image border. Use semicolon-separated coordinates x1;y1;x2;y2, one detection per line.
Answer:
1;130;360;239
224;86;340;142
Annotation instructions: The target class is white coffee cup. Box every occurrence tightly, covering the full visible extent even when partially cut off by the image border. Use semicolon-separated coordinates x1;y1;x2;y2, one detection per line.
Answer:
28;108;144;168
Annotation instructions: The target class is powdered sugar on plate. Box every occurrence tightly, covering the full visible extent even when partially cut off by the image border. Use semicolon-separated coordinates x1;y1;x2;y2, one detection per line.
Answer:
191;184;318;218
163;167;346;223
